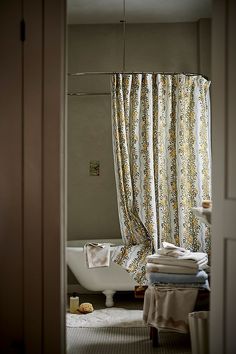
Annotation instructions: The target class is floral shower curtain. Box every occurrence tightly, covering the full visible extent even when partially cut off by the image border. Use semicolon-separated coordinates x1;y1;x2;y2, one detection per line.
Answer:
111;73;211;284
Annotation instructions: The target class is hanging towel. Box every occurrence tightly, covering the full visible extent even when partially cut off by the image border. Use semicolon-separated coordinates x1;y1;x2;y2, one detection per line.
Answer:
84;243;110;268
143;285;198;333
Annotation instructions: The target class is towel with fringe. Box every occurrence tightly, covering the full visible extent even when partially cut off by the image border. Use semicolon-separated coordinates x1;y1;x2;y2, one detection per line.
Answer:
143;285;198;333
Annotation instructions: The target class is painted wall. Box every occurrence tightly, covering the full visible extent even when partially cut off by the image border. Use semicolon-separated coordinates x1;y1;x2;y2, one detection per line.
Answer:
198;19;211;79
67;21;211;286
67;21;211;242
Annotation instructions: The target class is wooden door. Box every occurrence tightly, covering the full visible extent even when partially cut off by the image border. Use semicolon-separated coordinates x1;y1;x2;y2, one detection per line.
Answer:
0;1;24;352
210;0;236;353
23;0;66;352
0;0;66;352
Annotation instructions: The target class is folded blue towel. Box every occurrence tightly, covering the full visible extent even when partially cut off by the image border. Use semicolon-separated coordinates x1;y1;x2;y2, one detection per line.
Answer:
147;270;208;284
148;280;210;291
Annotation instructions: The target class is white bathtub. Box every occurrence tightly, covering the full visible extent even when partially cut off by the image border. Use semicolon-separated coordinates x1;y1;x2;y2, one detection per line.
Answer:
66;239;137;307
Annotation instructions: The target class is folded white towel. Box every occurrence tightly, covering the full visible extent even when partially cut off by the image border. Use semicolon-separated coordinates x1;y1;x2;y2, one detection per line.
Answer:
147;251;207;262
157;248;191;257
85;243;110;268
146;263;198;275
146;255;208;270
162;242;189;252
175;252;207;262
157;242;189;257
156;242;208;260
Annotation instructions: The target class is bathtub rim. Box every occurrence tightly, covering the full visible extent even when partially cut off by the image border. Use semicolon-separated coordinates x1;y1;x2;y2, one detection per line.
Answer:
67;238;123;248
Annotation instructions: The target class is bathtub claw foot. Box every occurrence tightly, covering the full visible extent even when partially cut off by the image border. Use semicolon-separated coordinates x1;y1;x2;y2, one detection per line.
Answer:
102;290;116;307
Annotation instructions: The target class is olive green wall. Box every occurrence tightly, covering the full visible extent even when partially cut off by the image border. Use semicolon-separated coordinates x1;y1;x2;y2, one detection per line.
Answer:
67;20;211;285
67;20;211;242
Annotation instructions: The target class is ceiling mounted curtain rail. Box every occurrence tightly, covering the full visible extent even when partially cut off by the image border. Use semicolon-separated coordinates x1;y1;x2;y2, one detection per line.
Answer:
67;71;209;96
67;0;209;96
67;92;110;96
67;71;209;80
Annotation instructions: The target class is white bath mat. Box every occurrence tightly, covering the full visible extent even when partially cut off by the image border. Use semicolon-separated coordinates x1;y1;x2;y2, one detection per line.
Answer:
66;308;145;328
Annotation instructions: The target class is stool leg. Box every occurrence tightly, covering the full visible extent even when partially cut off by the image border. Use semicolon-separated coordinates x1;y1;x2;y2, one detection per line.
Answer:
149;326;153;339
152;327;159;347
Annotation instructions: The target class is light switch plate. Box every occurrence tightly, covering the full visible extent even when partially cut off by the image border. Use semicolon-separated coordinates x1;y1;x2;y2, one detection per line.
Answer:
89;160;100;176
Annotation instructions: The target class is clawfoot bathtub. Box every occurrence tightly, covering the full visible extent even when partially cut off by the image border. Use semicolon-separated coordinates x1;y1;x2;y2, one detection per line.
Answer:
66;239;137;307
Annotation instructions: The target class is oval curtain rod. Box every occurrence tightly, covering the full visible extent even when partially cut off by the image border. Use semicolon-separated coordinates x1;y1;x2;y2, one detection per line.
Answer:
68;92;111;96
67;72;209;96
68;71;208;80
67;0;209;96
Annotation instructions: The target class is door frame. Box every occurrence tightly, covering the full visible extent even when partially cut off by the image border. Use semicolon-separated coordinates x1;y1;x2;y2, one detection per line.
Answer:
23;0;66;352
24;0;234;352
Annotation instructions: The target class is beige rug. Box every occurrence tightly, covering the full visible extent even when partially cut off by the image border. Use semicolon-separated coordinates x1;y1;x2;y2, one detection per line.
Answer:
66;308;145;328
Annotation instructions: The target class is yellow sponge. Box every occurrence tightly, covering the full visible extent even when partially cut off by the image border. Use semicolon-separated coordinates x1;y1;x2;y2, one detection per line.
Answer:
79;302;94;314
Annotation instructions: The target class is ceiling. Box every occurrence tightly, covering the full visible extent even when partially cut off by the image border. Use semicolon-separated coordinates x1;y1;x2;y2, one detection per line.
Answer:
67;0;212;24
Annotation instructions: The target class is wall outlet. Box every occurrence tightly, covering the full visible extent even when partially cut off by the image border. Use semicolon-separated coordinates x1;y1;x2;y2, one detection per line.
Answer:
89;160;100;176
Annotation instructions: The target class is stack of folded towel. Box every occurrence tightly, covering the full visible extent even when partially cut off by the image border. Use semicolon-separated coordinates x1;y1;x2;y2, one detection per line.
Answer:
146;242;210;290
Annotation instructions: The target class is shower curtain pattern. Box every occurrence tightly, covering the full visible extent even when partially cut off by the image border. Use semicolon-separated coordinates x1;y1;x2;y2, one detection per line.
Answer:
111;73;211;284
